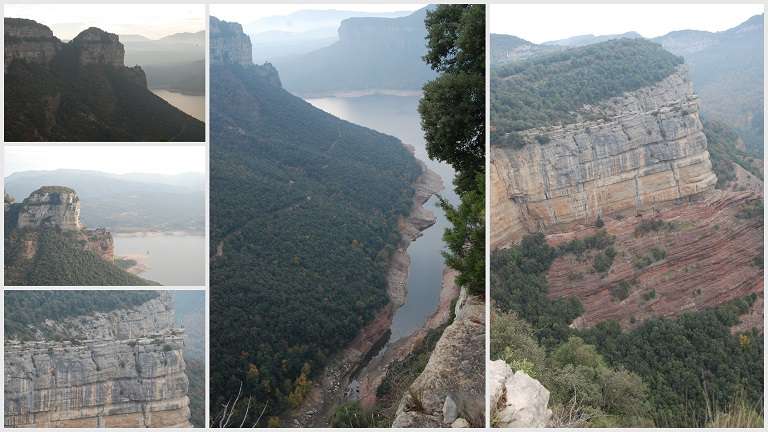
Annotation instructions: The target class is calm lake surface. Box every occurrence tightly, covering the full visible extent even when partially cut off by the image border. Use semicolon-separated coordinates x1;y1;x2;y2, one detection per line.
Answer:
113;233;205;286
307;94;458;343
152;89;205;121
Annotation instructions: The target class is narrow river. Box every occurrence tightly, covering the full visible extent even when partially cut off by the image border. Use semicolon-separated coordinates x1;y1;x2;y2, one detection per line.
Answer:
306;94;458;347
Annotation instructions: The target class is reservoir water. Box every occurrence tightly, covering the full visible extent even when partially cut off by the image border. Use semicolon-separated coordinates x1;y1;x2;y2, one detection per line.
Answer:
113;233;205;286
152;89;205;122
307;94;458;343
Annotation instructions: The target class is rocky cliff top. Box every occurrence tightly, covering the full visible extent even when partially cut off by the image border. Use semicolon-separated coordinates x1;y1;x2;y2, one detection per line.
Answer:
4;18;56;40
16;186;81;230
10;292;175;343
70;27;125;66
392;289;485;427
210;16;252;65
5;18;126;72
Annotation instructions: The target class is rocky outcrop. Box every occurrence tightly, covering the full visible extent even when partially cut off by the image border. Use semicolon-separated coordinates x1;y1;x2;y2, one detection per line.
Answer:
391;290;485;428
70;27;124;66
210;17;252;66
5;19;129;71
83;228;115;261
16;186;81;230
209;16;281;88
489;360;552;427
491;66;717;248
4;18;61;72
4;293;192;428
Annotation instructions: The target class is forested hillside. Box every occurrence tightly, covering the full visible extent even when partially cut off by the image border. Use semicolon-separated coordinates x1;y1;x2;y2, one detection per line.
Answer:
4;228;156;286
209;21;421;424
491;234;763;427
491;39;683;141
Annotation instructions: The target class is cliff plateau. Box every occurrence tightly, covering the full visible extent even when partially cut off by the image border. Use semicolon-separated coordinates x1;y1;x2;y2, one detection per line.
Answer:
491;66;717;248
4;293;192;428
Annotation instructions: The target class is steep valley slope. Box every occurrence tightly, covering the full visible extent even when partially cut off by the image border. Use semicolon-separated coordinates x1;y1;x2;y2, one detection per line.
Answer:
209;17;423;425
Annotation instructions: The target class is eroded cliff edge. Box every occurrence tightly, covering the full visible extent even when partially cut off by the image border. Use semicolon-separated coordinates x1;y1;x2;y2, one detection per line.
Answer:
4;293;192;428
491;66;717;249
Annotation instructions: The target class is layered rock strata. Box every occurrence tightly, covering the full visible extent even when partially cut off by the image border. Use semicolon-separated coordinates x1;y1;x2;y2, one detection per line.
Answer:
546;190;763;329
4;293;192;428
491;66;717;248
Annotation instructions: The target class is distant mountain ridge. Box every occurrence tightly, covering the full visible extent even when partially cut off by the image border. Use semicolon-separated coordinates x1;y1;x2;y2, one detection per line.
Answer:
273;6;437;95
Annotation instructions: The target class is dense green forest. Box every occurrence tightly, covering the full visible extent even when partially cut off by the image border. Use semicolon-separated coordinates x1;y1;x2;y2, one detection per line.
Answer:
4;290;159;340
4;227;156;286
5;19;204;142
491;234;764;427
490;39;683;143
209;40;421;423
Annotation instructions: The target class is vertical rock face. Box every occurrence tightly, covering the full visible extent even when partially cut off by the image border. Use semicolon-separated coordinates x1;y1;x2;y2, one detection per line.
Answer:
210;17;252;66
70;27;125;66
491;66;717;248
4;18;62;72
209;16;282;88
16;186;81;230
5;293;193;428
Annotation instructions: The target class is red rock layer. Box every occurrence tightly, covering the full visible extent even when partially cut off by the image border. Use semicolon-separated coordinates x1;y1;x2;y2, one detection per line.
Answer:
546;190;763;329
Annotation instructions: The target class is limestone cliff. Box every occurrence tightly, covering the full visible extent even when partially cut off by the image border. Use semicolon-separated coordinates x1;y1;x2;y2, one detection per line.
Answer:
5;19;129;71
491;66;717;248
16;186;81;230
70;27;125;66
391;289;485;428
4;18;61;72
210;17;281;88
4;293;192;428
6;187;114;262
210;17;252;66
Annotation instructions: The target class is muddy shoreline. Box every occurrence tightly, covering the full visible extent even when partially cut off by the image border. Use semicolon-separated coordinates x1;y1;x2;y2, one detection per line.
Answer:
286;155;444;427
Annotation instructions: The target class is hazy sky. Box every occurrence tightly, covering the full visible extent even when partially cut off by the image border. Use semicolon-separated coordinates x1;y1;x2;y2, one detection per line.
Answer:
4;4;205;40
211;3;424;23
491;4;764;43
4;146;205;176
